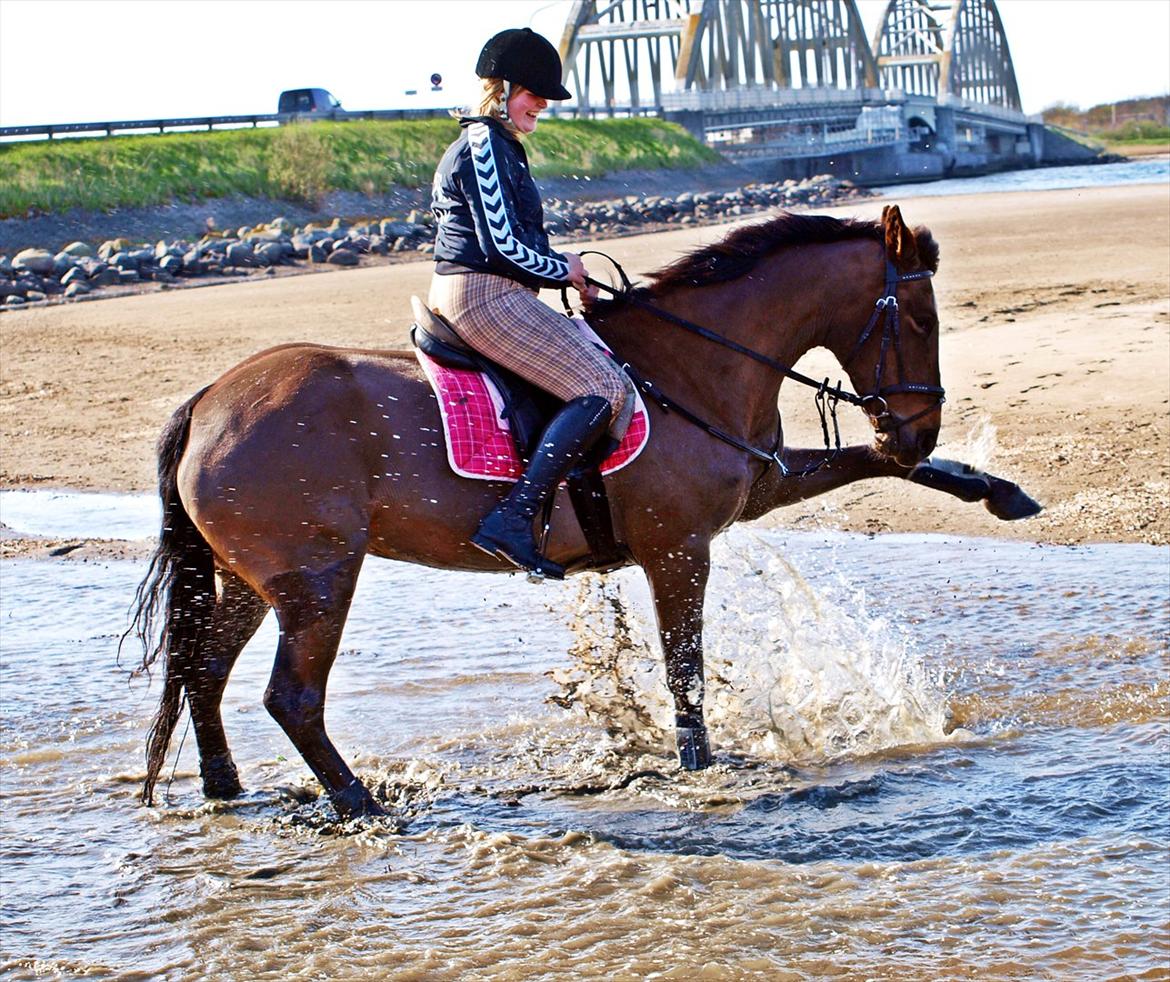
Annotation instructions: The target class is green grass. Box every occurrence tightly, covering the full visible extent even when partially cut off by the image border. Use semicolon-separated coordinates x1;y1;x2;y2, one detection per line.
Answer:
0;117;720;219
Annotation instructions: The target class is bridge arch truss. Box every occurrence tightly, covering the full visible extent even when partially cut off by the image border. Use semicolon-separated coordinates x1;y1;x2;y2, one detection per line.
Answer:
558;1;878;109
872;0;1021;112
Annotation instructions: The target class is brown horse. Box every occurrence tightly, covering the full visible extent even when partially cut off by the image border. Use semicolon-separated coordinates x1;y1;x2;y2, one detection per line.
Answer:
128;205;947;819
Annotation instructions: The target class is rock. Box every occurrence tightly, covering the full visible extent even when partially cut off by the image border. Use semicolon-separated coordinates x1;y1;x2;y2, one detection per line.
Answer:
254;241;286;266
247;227;286;243
416;242;434;254
225;242;254;267
13;248;55;275
368;235;390;255
15;271;48;292
24;289;46;302
159;255;184;275
0;256;11;275
345;234;371;253
91;266;120;287
326;247;359;266
61;267;87;287
308;243;328;264
380;219;414;238
64;281;91;297
154;239;187;260
97;238;130;260
5;295;26;306
118;269;140;284
0;277;15;298
268;216;295;235
109;251;137;270
52;252;77;276
61;241;94;258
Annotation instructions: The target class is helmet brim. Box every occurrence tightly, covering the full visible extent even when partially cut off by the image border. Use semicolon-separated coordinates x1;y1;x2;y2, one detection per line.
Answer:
527;82;573;101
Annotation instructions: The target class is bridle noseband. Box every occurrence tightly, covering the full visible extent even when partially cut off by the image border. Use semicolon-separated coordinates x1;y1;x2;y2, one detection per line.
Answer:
571;249;945;477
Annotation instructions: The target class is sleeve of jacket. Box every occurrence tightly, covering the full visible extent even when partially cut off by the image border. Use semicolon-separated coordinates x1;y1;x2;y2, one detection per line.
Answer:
460;121;572;287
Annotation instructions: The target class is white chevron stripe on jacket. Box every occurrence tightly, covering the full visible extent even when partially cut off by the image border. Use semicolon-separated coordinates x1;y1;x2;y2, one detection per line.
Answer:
466;122;570;283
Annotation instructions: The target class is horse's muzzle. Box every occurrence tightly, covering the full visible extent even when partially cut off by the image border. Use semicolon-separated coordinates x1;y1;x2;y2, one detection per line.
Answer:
874;412;939;468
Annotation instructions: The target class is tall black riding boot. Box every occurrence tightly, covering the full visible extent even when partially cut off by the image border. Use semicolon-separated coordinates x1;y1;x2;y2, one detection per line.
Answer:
471;395;612;580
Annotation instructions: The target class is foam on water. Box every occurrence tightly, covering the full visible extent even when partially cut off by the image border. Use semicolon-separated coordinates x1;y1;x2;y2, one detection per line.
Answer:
557;526;954;764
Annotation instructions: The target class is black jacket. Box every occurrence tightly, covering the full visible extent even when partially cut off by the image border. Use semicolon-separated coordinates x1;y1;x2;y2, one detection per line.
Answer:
431;116;571;291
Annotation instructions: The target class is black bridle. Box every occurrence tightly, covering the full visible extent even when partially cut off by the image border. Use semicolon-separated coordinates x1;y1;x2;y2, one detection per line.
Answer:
568;251;946;477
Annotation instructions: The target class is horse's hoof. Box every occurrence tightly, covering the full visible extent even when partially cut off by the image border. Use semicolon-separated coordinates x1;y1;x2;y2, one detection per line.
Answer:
201;758;244;799
676;724;713;771
984;476;1043;521
331;780;386;820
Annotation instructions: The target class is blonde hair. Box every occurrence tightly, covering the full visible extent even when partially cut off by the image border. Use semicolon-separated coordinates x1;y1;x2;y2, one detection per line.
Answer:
452;77;521;134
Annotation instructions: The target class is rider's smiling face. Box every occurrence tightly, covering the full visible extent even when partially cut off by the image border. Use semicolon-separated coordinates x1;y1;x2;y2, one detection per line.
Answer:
507;86;547;134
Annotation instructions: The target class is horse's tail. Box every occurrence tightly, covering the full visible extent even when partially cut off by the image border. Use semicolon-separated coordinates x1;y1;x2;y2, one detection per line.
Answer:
122;386;214;805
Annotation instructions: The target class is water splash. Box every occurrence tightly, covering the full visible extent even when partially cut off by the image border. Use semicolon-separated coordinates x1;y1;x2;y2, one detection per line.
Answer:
556;527;954;764
942;415;998;471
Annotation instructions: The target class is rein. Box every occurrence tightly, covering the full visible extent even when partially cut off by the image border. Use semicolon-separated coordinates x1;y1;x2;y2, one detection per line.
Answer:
567;251;945;477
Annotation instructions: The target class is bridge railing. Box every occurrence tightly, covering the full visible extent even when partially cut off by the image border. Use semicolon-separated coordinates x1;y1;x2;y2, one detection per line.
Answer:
662;86;905;112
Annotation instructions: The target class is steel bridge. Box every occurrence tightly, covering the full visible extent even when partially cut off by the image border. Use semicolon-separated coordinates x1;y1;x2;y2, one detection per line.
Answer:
557;0;1056;181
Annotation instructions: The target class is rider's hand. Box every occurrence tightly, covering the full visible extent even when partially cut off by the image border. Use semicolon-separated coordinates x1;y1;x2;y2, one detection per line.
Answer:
564;252;588;290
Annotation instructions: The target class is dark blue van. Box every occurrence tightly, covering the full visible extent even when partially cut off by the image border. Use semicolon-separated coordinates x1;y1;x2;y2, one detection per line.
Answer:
277;89;342;115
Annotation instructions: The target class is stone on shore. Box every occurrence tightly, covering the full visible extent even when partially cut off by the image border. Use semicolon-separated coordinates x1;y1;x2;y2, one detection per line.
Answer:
13;249;55;275
0;173;871;308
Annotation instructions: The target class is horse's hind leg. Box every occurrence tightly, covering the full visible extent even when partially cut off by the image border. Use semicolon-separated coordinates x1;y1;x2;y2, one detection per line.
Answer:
261;557;381;819
186;570;269;798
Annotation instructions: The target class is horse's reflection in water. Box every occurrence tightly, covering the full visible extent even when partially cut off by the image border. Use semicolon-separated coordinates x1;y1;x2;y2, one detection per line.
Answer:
128;206;950;819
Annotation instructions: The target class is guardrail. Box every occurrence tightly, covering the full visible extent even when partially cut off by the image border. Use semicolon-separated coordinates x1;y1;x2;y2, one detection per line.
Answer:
0;105;660;142
0;108;464;141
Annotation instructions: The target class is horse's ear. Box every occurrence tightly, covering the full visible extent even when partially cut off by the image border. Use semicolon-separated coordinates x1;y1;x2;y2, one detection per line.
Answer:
883;204;919;269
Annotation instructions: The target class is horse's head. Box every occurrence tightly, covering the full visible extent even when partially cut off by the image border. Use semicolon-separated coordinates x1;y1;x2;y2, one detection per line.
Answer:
835;205;944;467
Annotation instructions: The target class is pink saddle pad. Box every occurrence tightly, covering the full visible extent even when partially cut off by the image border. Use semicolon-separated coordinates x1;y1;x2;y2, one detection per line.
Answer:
415;320;649;482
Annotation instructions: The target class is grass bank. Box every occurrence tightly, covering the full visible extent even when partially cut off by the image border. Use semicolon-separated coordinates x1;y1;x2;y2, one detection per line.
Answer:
0;118;720;219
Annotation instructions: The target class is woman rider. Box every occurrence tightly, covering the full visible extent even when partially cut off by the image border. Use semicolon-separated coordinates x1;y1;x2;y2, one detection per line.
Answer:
429;28;633;580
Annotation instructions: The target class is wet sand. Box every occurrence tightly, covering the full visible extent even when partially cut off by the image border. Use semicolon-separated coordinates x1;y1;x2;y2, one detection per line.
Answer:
1;182;1167;548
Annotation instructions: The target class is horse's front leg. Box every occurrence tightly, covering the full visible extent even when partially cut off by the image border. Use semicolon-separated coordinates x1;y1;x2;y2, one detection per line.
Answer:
739;446;907;519
643;540;713;770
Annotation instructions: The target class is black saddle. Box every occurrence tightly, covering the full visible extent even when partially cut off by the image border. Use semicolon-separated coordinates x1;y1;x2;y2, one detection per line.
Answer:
409;296;559;460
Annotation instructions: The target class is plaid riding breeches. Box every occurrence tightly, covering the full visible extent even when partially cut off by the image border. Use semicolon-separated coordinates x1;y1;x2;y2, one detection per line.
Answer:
428;271;633;439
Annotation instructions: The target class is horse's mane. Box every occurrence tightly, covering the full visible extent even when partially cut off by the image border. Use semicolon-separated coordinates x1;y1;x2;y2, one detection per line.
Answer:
588;212;939;316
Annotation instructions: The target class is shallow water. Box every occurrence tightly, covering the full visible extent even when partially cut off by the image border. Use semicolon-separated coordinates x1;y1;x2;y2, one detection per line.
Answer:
874;155;1169;198
1;492;1167;979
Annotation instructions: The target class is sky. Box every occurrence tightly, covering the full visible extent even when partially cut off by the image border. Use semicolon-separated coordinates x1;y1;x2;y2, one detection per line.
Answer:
0;0;1167;128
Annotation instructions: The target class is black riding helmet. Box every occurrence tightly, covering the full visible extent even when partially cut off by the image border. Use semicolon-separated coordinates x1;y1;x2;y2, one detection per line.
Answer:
476;27;572;101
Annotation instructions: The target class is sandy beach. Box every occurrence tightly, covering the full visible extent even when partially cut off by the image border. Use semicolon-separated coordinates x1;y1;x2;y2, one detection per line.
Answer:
1;181;1167;552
